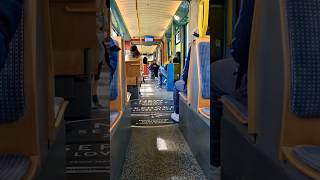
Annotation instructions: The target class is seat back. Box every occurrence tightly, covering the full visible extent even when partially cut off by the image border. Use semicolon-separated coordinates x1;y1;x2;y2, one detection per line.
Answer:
0;9;25;123
0;0;47;158
188;38;210;110
280;0;320;152
125;58;141;85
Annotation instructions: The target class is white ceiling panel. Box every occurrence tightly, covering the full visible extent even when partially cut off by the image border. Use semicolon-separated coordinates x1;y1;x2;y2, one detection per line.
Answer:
115;0;181;38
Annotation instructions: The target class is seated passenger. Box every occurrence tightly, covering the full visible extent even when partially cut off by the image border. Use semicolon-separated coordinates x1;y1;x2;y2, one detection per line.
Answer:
158;61;171;86
170;47;191;122
211;0;254;166
0;0;23;71
130;45;141;58
149;60;159;79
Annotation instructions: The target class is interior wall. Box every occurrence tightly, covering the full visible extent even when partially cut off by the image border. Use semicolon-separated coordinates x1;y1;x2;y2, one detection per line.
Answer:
188;0;199;42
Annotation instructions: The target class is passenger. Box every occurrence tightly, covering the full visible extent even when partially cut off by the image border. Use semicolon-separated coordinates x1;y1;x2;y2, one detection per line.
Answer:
211;0;254;166
170;30;199;122
130;45;141;58
0;0;23;71
149;60;159;79
158;59;174;87
170;47;191;122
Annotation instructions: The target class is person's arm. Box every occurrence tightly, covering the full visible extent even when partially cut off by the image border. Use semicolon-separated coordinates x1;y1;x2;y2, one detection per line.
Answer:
0;0;23;70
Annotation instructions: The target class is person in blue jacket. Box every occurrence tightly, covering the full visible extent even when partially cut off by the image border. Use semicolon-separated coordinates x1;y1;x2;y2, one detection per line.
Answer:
0;0;23;71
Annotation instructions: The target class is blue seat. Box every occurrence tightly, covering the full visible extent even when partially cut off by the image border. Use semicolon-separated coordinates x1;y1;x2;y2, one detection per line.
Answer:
0;8;24;122
198;41;210;100
0;155;30;179
110;111;120;125
293;146;320;172
110;54;118;101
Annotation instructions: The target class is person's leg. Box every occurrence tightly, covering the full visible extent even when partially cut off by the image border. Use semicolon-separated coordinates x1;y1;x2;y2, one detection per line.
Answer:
210;58;238;166
171;80;185;122
173;80;185;114
92;62;103;108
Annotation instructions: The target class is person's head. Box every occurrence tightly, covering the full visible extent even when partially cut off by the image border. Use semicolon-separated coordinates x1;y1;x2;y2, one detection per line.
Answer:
172;57;179;63
130;45;141;58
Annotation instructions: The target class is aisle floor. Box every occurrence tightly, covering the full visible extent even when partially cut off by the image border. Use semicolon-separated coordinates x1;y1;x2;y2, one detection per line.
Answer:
121;78;208;180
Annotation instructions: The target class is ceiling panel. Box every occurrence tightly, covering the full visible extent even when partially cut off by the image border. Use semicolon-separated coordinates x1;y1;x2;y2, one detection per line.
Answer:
115;0;181;38
137;45;158;54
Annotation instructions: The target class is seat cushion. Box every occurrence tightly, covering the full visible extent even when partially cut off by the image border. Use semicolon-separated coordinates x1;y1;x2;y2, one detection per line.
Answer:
198;41;210;99
222;95;248;119
200;107;210;118
0;155;30;179
0;11;24;122
54;97;64;119
110;111;120;125
287;0;320;117
293;145;320;172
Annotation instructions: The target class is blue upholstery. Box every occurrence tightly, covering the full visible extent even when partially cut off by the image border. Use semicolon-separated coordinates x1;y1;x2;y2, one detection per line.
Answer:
287;0;320;117
200;107;210;117
0;155;30;179
293;145;320;172
110;111;119;125
198;41;210;99
110;66;118;101
0;0;23;71
0;11;24;122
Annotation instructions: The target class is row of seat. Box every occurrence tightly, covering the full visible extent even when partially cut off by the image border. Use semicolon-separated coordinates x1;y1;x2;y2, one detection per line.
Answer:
0;0;69;179
220;0;320;179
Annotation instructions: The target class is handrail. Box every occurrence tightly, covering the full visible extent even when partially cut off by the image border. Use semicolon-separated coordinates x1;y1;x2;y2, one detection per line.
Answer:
198;0;209;38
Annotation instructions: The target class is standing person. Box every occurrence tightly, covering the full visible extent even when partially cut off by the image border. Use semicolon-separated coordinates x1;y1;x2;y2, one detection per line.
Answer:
148;60;159;79
0;0;23;71
92;0;107;108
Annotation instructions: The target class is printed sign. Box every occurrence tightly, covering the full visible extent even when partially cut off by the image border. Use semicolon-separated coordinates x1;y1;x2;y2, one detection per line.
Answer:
66;143;109;174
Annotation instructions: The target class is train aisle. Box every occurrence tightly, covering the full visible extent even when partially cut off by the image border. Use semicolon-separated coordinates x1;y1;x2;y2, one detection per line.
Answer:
121;78;208;179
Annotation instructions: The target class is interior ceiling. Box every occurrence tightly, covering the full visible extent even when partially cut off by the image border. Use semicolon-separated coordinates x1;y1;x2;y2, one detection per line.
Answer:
137;45;158;54
115;0;181;38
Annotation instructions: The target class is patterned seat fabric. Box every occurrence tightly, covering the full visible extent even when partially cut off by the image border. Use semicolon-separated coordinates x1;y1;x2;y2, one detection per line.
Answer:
0;155;30;180
293;145;320;172
287;0;320;117
198;41;210;99
110;111;119;125
0;10;24;122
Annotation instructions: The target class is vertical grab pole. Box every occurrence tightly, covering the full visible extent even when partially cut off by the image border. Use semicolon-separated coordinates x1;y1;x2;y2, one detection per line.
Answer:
198;0;209;38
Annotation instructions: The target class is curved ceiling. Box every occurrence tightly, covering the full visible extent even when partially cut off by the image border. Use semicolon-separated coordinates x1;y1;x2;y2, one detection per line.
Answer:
137;45;158;54
115;0;181;39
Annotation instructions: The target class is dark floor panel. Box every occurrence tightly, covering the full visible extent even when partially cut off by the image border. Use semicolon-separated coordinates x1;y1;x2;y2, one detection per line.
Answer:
131;113;176;126
66;118;109;143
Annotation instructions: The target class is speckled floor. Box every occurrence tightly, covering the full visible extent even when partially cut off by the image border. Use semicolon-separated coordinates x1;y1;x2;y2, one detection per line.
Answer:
121;126;207;180
121;77;208;180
